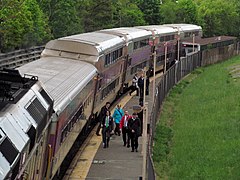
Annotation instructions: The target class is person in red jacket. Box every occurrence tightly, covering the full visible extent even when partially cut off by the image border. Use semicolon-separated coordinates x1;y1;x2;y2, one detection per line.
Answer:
120;110;131;147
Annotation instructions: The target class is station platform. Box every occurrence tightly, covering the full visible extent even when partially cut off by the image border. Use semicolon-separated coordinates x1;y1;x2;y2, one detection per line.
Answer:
63;74;162;180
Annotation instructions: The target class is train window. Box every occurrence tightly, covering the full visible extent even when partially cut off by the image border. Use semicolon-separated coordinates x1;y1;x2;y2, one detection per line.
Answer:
27;125;36;153
101;78;119;99
165;36;170;41
40;88;53;117
184;32;191;38
119;48;123;57
105;54;111;66
0;137;18;165
140;39;148;48
26;98;47;138
0;128;5;142
134;42;139;50
131;61;147;75
127;58;132;67
11;158;20;180
60;106;83;143
104;48;123;66
160;36;164;42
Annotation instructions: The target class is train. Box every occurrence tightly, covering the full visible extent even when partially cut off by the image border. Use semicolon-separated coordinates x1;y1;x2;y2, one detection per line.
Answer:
0;24;202;179
0;69;53;180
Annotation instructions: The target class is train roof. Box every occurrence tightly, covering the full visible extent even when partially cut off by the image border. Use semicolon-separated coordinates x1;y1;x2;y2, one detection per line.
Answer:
99;27;152;42
163;24;202;32
43;32;125;63
18;57;97;115
137;25;178;36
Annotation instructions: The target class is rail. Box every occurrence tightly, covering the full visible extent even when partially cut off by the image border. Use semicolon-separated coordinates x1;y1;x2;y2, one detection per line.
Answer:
0;46;44;69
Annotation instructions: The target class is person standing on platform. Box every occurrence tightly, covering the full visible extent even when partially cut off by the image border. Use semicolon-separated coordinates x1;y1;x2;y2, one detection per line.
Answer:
138;74;144;106
129;73;139;96
120;110;131;147
96;102;110;136
112;104;124;136
128;113;141;152
101;110;114;148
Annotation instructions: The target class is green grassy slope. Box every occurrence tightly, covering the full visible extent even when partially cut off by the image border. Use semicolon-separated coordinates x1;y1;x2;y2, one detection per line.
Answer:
153;56;240;179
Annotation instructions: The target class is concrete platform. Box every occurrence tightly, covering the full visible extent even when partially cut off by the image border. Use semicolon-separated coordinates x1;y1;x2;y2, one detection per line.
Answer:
64;73;162;180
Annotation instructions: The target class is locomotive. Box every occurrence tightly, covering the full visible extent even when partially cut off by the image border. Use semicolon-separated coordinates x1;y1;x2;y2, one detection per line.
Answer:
0;69;53;180
1;24;202;179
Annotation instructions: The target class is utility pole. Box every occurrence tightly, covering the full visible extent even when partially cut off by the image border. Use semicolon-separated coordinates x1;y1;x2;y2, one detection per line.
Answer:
164;42;167;73
142;102;148;180
193;34;195;53
177;27;180;62
153;41;157;104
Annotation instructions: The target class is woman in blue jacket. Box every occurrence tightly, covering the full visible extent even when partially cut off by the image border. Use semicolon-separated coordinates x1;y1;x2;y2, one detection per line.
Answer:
112;104;124;136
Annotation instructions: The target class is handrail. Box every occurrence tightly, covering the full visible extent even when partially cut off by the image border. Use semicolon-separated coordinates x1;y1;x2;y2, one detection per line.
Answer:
0;46;45;69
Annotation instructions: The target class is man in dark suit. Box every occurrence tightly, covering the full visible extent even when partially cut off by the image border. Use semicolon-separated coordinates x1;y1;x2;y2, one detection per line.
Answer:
128;113;141;152
96;102;110;136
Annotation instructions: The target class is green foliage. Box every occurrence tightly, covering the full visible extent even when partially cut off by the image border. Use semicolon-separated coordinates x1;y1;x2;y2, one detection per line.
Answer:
159;1;178;24
1;0;240;51
39;0;83;38
82;0;115;32
197;0;239;37
0;0;29;51
0;0;50;52
175;0;198;24
154;56;240;179
136;0;161;25
22;0;52;46
113;0;146;27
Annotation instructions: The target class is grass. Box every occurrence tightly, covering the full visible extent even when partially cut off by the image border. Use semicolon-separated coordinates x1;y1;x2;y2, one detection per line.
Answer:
153;56;240;179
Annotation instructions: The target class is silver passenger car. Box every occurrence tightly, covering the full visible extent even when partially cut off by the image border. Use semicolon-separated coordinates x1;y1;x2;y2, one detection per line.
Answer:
18;56;98;179
42;32;126;111
100;27;153;86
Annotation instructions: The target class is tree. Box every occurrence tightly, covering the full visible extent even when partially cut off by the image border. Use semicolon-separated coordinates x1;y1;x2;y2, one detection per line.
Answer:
0;0;31;51
22;0;51;47
37;0;83;38
197;0;239;37
136;0;162;25
0;0;50;52
175;0;197;24
159;0;178;24
112;0;145;27
82;0;115;32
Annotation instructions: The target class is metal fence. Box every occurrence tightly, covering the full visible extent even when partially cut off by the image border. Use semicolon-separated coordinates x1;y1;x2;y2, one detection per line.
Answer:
0;46;44;69
147;43;240;179
147;51;202;179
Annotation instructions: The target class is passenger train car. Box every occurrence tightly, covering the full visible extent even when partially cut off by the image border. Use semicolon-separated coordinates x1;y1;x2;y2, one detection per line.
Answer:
100;27;153;88
0;69;53;180
41;32;126;111
0;24;202;179
42;24;202;94
18;57;98;178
